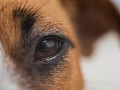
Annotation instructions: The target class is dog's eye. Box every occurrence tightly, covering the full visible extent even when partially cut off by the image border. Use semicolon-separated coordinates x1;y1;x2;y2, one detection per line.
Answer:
34;36;63;60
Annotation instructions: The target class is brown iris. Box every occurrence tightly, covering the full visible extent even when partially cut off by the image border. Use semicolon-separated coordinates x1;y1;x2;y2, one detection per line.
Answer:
34;36;63;60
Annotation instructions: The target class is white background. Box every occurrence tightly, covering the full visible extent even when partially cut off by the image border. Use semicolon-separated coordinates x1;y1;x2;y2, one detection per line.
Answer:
81;31;120;90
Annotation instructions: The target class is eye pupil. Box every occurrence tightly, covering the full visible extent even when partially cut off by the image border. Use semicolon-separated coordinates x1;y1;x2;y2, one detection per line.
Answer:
34;37;63;59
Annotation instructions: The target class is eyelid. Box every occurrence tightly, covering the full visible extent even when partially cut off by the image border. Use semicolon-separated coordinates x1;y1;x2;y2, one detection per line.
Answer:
38;35;65;43
29;29;74;47
38;34;75;49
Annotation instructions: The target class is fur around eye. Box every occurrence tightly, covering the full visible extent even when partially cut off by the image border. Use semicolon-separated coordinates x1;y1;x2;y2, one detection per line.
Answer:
33;35;74;73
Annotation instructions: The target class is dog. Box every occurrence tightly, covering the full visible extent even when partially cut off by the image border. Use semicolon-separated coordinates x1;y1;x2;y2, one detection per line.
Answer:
0;0;119;90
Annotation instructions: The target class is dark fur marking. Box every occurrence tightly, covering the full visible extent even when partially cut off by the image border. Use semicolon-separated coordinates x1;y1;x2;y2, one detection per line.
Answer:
13;6;37;34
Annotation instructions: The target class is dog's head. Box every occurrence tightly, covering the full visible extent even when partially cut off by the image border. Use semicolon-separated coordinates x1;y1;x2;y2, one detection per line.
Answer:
0;0;119;90
0;0;83;90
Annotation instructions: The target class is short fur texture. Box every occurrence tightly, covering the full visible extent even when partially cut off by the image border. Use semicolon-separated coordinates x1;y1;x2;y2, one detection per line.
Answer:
0;0;119;90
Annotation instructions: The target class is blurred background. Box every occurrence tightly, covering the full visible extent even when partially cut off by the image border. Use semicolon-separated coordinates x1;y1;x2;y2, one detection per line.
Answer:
81;31;120;90
78;0;120;90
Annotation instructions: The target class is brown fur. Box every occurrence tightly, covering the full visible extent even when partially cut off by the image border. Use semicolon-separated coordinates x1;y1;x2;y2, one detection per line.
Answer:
0;0;119;90
0;0;83;90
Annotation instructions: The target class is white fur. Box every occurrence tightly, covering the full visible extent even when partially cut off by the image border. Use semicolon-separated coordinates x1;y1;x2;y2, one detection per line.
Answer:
0;44;19;90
